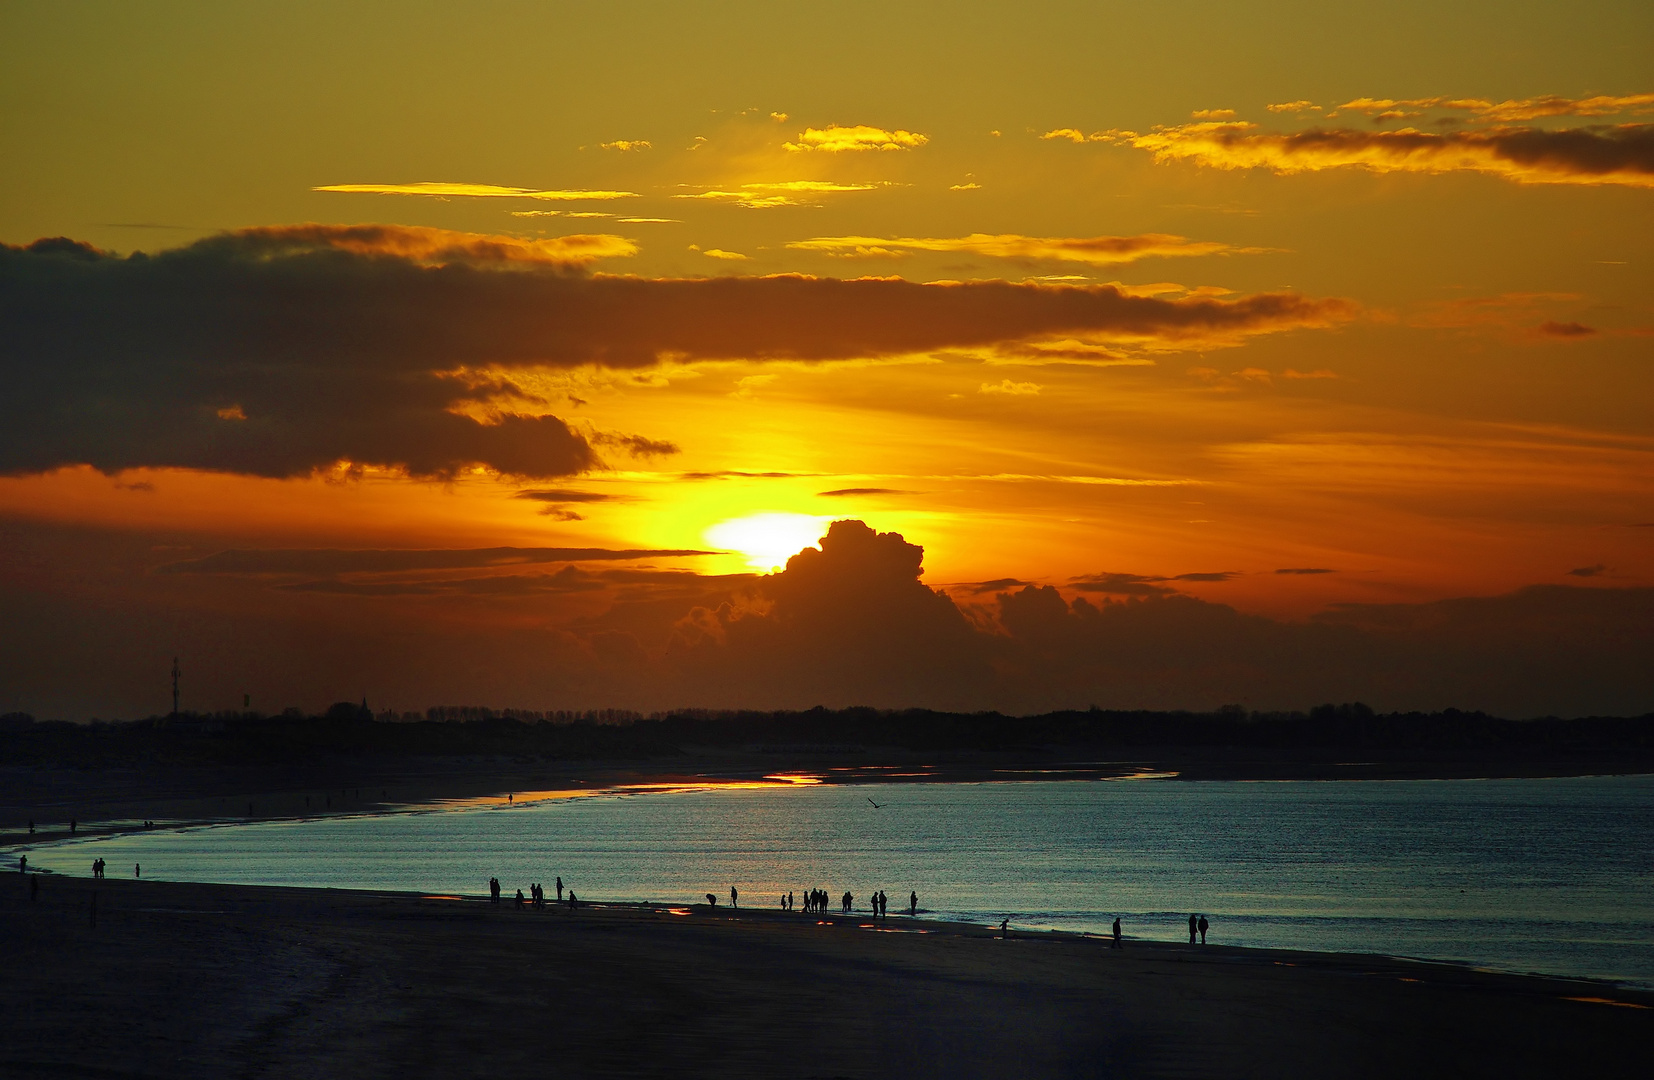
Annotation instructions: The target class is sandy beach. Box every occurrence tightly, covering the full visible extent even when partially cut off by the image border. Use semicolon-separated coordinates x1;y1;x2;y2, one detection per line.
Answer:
3;870;1648;1079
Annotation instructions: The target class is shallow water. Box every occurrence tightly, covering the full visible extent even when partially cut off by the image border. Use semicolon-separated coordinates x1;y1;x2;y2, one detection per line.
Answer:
16;775;1654;987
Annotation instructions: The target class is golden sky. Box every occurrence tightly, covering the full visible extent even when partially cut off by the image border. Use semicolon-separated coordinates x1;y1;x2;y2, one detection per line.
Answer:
2;2;1651;718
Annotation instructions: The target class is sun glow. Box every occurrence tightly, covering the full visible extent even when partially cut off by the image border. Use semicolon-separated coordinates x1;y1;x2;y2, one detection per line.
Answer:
704;512;830;572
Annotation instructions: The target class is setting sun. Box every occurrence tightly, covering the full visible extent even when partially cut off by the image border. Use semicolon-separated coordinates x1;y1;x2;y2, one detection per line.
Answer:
704;512;831;572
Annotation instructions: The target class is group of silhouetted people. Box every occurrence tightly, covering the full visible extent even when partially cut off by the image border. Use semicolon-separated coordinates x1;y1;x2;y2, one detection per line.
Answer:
783;887;916;917
91;858;106;878
490;875;570;910
1188;913;1209;944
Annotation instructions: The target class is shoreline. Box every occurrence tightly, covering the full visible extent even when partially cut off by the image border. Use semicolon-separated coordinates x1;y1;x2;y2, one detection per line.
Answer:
6;753;1650;850
4;872;1649;1078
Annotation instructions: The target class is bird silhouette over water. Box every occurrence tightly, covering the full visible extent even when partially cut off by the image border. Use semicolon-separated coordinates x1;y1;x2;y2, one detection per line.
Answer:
867;797;883;809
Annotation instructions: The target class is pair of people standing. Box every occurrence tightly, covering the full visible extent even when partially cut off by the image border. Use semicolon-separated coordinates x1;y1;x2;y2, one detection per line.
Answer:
1187;913;1209;944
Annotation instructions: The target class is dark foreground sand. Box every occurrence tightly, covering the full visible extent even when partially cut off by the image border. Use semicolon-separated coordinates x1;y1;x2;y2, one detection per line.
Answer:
3;873;1648;1079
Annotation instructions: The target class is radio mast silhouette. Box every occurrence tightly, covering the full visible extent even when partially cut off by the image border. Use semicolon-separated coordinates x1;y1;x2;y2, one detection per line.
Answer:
171;657;180;718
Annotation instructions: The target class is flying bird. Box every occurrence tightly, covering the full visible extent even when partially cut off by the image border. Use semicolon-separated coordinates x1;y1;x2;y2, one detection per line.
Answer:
867;797;883;809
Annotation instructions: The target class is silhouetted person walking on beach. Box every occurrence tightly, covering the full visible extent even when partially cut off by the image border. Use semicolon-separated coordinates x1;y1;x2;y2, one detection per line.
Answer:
568;891;577;910
910;891;917;916
134;864;140;878
731;886;738;909
1000;918;1009;939
1112;917;1122;949
556;877;563;901
1199;915;1209;944
490;877;500;904
17;855;24;874
1189;913;1198;944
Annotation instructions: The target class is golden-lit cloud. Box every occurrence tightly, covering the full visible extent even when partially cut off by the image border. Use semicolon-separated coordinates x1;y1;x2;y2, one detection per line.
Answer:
1334;93;1654;122
786;232;1267;265
674;181;882;208
597;140;652;151
783;124;928;152
227;223;638;267
1114;120;1654;187
979;379;1041;395
695;247;750;260
313;182;640;200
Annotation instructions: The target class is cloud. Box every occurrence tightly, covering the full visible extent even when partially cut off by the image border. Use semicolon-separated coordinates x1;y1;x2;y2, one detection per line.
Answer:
512;489;619;503
1333;93;1654;123
1535;320;1597;338
1567;564;1608;577
1113;120;1654;187
1069;572;1174;596
159;545;717;576
678;471;807;480
218;223;638;268
7;518;1652;718
949;182;982;191
1040;129;1093;142
979;379;1041;395
314;182;640;200
1267;101;1321;114
783;125;928;152
674;181;880;208
786;232;1265;265
617;217;680;224
817;487;911;497
598;140;652;151
1192;109;1237;120
671;520;990;706
1;227;1351;477
699;248;750;261
1276;567;1336;574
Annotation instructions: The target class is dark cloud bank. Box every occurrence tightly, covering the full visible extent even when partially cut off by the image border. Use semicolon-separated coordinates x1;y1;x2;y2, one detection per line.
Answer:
2;518;1648;721
2;226;1350;480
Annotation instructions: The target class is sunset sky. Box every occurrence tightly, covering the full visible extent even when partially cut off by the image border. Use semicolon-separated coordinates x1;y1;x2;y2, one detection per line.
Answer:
3;1;1651;719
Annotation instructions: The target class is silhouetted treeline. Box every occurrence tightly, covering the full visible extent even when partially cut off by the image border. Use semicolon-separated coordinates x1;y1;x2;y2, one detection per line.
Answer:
0;702;1650;769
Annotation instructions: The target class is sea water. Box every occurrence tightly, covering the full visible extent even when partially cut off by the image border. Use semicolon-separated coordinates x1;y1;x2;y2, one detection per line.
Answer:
16;775;1654;988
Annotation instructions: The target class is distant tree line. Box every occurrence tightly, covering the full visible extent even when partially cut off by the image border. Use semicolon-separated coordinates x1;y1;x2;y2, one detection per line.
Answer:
0;702;1649;769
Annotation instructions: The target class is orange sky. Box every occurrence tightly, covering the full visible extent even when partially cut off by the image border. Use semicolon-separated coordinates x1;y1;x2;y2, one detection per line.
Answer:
2;2;1651;718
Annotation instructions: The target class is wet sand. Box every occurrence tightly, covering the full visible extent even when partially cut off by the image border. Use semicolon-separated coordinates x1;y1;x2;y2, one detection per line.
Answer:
3;872;1648;1079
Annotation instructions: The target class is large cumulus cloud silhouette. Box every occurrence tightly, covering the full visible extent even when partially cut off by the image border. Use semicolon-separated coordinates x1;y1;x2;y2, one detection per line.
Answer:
669;520;991;708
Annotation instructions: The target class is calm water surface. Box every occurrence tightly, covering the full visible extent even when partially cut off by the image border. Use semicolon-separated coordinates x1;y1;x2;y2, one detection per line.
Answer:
18;775;1654;987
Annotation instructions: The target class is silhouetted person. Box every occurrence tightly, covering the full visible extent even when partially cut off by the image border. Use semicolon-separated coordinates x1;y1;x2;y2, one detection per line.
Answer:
706;892;717;907
134;863;140;878
27;819;33;834
70;819;76;834
1112;917;1122;949
567;891;577;910
1000;918;1009;939
556;877;563;901
515;888;524;908
17;855;24;874
1189;913;1197;944
1199;915;1209;944
910;891;917;916
490;877;500;904
731;886;738;909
